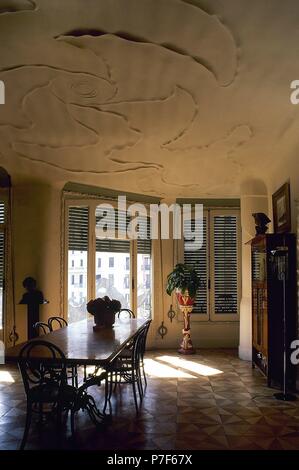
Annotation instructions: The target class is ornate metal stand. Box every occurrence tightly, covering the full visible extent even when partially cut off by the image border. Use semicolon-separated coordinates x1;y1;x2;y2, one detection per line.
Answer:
75;374;108;426
177;293;196;355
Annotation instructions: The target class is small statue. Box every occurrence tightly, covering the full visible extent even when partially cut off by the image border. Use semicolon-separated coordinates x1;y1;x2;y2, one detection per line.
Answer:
19;277;47;339
20;277;44;305
252;213;271;235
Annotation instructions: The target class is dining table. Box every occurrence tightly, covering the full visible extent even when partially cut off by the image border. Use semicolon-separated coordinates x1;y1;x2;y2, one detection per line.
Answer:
5;317;148;366
5;316;149;425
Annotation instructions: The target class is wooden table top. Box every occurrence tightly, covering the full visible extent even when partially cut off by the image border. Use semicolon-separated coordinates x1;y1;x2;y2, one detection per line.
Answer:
5;317;148;366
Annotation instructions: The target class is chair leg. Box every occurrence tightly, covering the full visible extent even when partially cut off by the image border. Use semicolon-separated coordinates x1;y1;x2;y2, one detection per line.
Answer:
142;361;147;389
136;368;143;400
20;403;32;450
108;372;113;401
113;371;119;392
132;371;139;414
103;376;109;415
139;364;144;395
74;365;78;388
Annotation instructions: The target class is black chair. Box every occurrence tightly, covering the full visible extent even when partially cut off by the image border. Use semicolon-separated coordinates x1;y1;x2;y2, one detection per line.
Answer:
18;340;77;449
107;320;151;413
18;340;108;449
138;320;151;389
33;322;51;336
116;309;136;357
117;308;135;319
48;316;68;331
47;317;77;387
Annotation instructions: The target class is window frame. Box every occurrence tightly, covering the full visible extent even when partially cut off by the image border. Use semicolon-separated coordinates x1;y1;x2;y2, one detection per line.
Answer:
178;207;241;323
63;197;152;320
0;191;8;338
209;209;241;322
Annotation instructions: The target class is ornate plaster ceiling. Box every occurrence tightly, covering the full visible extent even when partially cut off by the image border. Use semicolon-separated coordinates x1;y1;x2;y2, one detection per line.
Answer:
0;0;299;197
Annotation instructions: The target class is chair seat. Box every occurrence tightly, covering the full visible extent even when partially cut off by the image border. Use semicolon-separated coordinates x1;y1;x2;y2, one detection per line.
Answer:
29;383;77;404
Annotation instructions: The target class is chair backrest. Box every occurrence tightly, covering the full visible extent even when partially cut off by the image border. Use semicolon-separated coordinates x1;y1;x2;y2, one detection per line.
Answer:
117;308;135;319
140;320;151;360
18;340;67;396
33;322;51;336
132;320;151;367
48;316;68;331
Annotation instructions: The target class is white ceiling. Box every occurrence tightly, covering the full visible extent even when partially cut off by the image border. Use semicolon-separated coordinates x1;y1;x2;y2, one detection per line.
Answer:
0;0;299;197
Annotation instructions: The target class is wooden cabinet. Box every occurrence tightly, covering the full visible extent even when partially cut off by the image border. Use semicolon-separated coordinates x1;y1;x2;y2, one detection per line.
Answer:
249;234;297;388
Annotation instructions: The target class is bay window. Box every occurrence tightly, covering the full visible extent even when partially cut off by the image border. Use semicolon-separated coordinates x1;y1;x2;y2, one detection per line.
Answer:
65;199;152;323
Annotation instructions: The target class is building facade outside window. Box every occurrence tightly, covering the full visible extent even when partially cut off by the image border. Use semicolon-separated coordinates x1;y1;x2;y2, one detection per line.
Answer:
66;201;152;323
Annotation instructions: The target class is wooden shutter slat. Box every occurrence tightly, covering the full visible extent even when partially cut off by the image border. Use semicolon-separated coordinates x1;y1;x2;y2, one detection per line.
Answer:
213;215;238;314
68;207;89;251
184;217;207;314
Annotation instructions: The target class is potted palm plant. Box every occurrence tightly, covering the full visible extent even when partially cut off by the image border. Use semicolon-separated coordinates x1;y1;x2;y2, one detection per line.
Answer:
166;263;201;354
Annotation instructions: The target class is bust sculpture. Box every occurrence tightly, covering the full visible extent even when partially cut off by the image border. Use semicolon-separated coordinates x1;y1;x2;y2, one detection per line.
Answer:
252;212;271;235
19;277;48;339
20;277;44;305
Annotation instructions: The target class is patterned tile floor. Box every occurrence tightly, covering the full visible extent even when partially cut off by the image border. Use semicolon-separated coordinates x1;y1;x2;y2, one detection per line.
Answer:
0;349;299;450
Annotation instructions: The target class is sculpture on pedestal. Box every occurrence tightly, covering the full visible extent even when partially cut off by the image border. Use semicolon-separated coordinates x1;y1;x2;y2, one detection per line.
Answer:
252;212;271;235
166;264;201;355
19;277;48;339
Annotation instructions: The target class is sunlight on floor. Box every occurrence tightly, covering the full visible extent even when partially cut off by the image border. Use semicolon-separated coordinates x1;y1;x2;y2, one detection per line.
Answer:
157;355;223;377
0;370;15;383
144;358;196;378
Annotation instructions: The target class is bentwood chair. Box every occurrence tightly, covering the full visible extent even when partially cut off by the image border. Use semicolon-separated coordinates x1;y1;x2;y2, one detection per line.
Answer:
138;319;151;389
106;320;151;413
18;340;77;449
89;308;136;383
117;308;135;319
18;340;108;449
47;317;78;387
48;316;68;331
33;322;51;336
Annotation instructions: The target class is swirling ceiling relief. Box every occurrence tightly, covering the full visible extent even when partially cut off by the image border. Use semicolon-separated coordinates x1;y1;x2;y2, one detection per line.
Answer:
6;68;141;154
0;0;36;14
57;1;238;89
0;0;261;197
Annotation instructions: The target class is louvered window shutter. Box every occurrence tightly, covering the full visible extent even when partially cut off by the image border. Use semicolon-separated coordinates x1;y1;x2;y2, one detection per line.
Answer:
137;216;151;255
68;206;89;251
95;207;130;253
213;215;238;314
184;217;208;314
0;202;4;224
